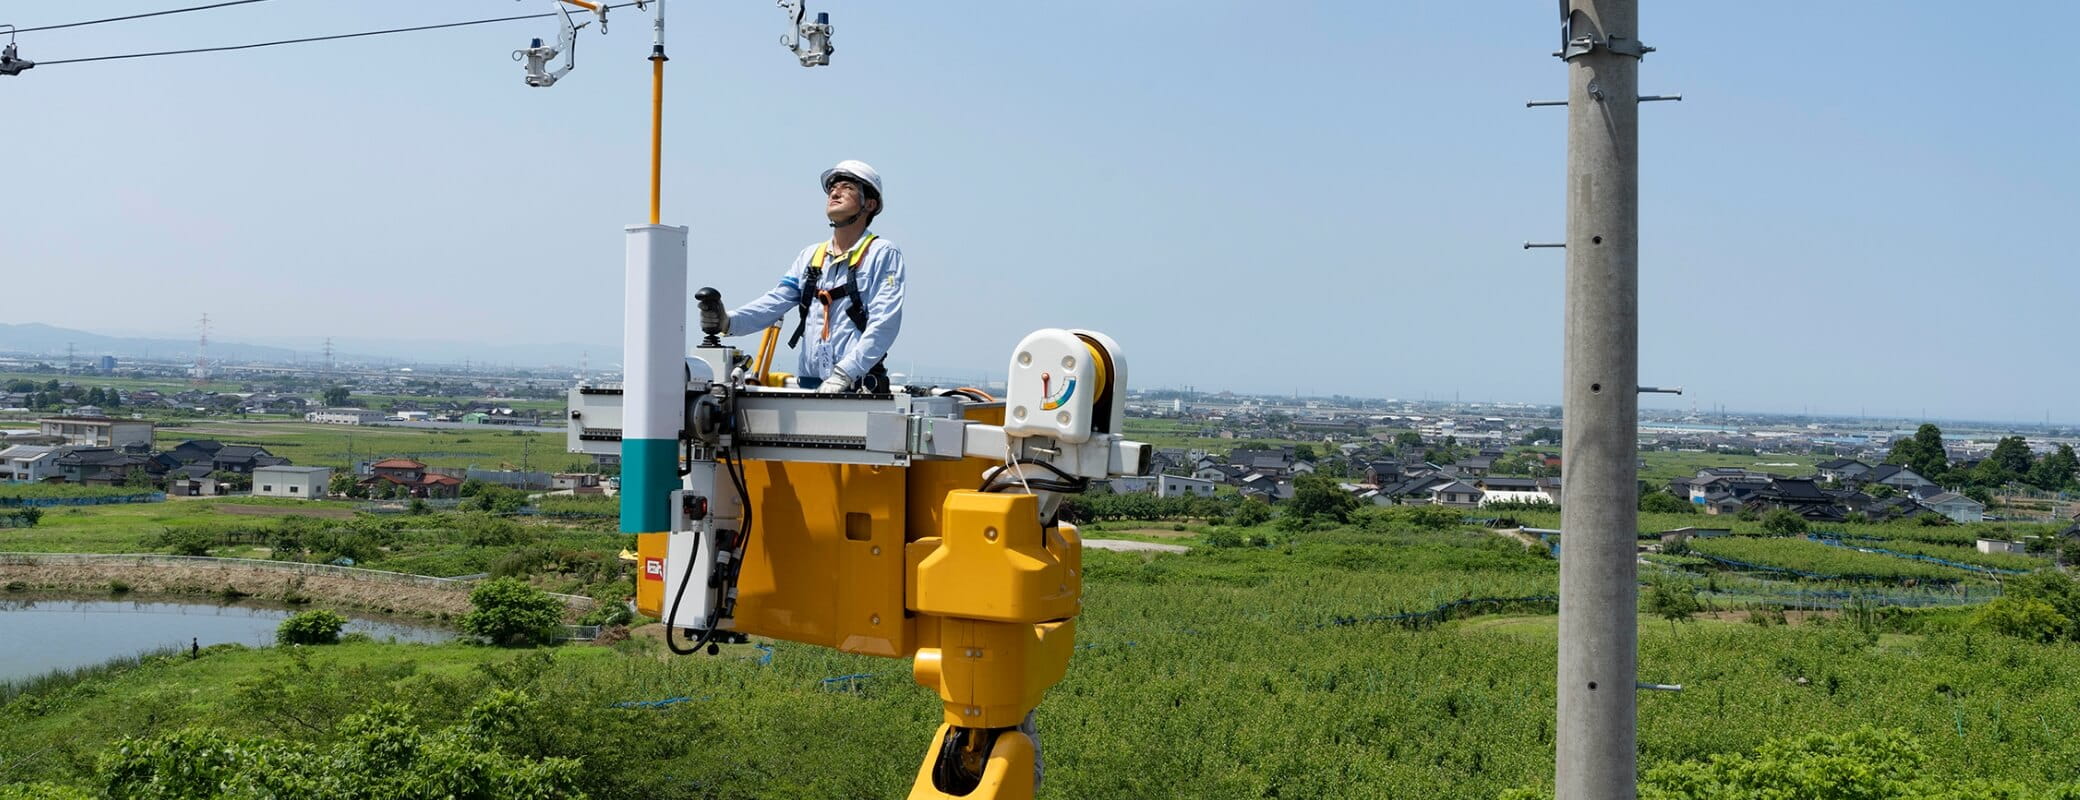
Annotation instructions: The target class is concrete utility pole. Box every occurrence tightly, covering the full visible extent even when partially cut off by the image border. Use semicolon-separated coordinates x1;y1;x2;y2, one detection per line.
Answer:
1554;0;1642;798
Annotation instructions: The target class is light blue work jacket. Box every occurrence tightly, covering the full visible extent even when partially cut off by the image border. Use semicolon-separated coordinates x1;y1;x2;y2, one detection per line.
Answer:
726;233;905;382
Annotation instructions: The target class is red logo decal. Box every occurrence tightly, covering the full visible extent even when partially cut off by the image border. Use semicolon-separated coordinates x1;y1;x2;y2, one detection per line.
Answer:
644;558;665;581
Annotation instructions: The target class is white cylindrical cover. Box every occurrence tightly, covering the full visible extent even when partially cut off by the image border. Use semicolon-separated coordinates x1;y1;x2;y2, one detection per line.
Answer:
623;224;690;442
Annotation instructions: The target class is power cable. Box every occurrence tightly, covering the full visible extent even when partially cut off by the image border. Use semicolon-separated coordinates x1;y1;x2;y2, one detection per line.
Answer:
32;3;643;67
11;0;272;35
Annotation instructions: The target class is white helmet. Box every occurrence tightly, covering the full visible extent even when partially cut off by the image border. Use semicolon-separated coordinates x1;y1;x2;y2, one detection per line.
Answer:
820;160;884;205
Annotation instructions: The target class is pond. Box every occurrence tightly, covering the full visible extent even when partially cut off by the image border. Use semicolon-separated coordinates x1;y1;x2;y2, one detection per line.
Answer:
0;595;455;682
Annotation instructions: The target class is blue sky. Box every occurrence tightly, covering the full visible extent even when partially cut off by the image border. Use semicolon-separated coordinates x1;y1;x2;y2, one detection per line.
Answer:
2;2;2074;422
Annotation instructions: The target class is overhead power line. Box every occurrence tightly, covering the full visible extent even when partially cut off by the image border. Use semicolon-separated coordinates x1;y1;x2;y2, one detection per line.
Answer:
12;0;273;35
31;3;643;68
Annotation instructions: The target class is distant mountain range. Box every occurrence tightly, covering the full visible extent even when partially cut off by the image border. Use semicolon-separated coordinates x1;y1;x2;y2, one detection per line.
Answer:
0;322;613;369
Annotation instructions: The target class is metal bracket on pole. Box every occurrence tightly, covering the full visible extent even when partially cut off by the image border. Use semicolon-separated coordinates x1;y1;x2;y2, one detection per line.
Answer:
1524;242;1566;249
1636;682;1683;692
1526;94;1680;107
1637;386;1682;395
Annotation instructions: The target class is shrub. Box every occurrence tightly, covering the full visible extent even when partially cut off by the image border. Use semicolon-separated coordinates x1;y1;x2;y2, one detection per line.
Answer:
1639;492;1695;514
459;578;566;647
276;609;349;645
1971;596;2069;643
107;580;132;595
1226;501;1272;527
1760;509;1809;535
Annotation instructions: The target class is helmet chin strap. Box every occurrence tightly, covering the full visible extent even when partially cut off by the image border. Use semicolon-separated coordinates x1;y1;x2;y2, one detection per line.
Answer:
829;210;863;229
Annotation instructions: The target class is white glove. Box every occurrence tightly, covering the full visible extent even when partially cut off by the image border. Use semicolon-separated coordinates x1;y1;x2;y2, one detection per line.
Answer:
699;305;730;337
817;366;853;394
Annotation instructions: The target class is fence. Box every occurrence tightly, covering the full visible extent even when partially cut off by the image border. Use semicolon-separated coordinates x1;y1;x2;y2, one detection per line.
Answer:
0;552;593;610
0;492;164;508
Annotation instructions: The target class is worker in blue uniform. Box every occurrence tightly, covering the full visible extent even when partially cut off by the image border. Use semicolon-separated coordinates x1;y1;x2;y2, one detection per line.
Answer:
701;160;905;393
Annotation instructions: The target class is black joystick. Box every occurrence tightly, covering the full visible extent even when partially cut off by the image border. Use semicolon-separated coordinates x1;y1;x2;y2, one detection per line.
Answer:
695;287;725;347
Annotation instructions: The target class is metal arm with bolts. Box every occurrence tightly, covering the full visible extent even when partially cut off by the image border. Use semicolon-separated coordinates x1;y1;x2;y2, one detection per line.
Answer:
777;0;833;67
0;25;34;76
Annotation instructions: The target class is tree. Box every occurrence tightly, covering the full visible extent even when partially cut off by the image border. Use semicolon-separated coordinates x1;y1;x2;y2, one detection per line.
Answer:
459;578;565;647
1291;443;1317;462
1394;431;1424;450
123;467;155;489
1980;436;2030;480
214;470;250;492
1518;427;1561;446
321;386;351;406
1760;508;1808;535
329;472;357;497
1643;581;1702;635
276;610;348;645
2030;444;2079;491
1285;473;1358;524
1884;424;1949;483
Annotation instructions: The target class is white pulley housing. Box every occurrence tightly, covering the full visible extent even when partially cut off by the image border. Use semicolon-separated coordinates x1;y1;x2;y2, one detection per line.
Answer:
1005;328;1118;444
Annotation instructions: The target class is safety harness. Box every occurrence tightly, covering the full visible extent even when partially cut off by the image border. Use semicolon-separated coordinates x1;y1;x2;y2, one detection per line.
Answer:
789;233;878;348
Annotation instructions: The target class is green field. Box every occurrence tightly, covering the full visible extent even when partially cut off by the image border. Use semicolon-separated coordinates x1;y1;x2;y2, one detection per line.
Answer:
149;420;588;472
8;518;2080;798
1637;450;1820;483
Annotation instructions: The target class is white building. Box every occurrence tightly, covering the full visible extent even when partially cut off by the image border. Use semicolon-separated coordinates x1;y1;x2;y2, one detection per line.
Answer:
38;416;154;449
306;408;384;425
0;445;59;482
1976;538;2025;555
253;465;332;499
1157;474;1217;498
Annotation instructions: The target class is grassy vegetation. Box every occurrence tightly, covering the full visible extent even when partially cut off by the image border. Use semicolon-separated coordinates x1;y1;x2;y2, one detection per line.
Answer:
149;420;590;472
9;516;2080;797
1119;418;1322;454
1688;536;1977;583
0;484;159;501
1637;450;1819;483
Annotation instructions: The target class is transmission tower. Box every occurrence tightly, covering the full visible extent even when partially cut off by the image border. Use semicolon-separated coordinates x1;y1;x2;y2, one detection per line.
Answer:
323;337;334;374
65;342;76;374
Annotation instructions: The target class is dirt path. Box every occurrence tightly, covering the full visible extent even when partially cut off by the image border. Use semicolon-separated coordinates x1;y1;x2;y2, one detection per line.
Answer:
1083;539;1189;554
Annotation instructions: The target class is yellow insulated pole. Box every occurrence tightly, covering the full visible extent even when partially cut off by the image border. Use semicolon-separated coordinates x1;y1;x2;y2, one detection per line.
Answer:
648;1;667;225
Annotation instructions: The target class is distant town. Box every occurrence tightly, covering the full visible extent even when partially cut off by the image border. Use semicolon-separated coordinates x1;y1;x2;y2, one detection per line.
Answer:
3;339;2076;530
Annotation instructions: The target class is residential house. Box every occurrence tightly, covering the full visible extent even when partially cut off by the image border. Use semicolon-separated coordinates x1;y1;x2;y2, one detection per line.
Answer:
361;458;463;498
1364;460;1404;485
0;445;60;483
1238;473;1294;502
39;416;154;449
156;440;287;475
1922;492;1986;524
1157;474;1217;498
1748;478;1846;522
253;466;333;499
1816;458;1871;483
1423;479;1482;508
1450;456;1495;478
1193;463;1242;484
53;447;154;485
1855;464;1936;492
1229;448;1294;477
1866;496;1933;522
1475;477;1553;507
